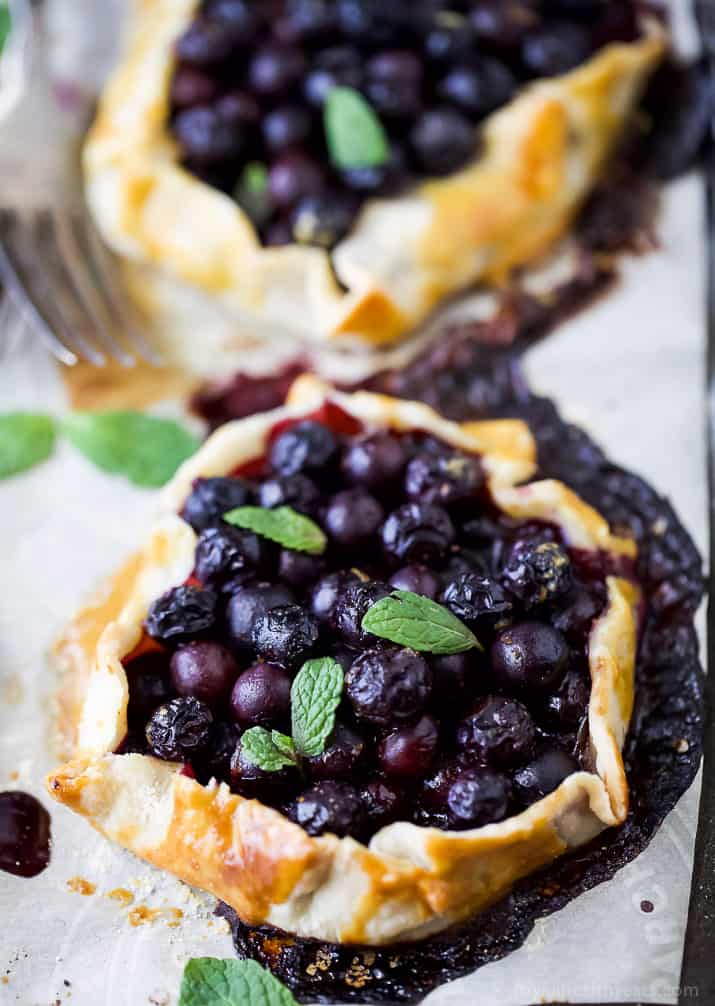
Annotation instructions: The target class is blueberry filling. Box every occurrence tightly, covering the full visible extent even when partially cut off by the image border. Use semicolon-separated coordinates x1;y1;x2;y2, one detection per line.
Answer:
126;415;632;842
168;0;647;249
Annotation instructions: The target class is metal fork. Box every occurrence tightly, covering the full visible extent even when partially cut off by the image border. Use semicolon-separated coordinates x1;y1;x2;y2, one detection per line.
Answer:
0;0;161;367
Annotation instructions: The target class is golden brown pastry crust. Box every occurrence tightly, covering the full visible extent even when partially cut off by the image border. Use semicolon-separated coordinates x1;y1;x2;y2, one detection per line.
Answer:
84;0;663;362
48;382;640;945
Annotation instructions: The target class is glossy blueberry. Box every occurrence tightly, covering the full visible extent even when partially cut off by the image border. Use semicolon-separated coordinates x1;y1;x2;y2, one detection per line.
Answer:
175;18;239;66
251;604;319;667
248;44;307;97
306;722;366;780
303;45;363;106
441;549;490;585
278;549;327;589
544;669;590;728
346;647;432;726
146;697;213;761
291;192;357;249
521;22;592;77
404;449;483;506
469;2;539;49
324;488;384;547
429;652;471;709
378;714;439;778
181;476;253;533
446;768;511;828
341;431;407;490
287;781;366;837
424;16;476;63
206;0;260;36
456;696;535;766
274;0;337;44
491;621;569;691
195;525;267;593
361;778;408;829
262;105;313;155
439;59;516;118
197;719;241;781
442;573;512;626
258;473;321;515
145;585;217;644
502;541;573;609
333;580;392;648
173;106;245;165
552;584;603;642
214;90;261;128
365;49;423;118
269;420;338;477
381;502;455;565
171;67;220;109
389;564;440;600
226;582;295;649
410;107;476;175
310;570;360;624
170;641;238;705
513;749;579;805
268;152;326;211
230;662;292;728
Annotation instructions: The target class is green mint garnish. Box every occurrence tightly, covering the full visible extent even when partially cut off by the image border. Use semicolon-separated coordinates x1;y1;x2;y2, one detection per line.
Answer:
224;505;327;555
0;4;11;55
361;590;482;654
291;657;344;758
324;86;389;170
0;412;55;479
240;727;298;773
61;411;200;488
179;958;298;1006
235;161;271;226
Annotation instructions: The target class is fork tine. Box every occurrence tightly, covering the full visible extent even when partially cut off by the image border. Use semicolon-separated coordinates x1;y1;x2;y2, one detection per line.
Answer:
49;209;137;367
77;209;163;366
0;210;79;367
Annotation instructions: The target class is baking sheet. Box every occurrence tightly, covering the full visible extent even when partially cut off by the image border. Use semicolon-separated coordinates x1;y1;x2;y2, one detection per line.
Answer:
0;2;708;1004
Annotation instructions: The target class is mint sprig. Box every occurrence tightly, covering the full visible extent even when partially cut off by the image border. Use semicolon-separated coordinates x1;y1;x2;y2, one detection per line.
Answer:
179;958;298;1006
62;411;200;488
361;590;482;654
235;161;270;226
0;413;55;479
241;727;299;773
291;658;344;758
224;505;327;555
324;87;389;170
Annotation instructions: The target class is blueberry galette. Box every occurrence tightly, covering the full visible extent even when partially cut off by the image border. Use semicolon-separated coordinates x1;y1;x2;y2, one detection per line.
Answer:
48;377;641;945
85;0;663;360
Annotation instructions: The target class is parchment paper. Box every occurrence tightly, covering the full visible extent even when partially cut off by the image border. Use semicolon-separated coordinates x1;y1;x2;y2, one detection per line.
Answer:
0;1;707;1003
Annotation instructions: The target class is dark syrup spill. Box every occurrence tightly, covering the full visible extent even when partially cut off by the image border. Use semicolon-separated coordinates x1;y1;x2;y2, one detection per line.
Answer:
0;792;52;878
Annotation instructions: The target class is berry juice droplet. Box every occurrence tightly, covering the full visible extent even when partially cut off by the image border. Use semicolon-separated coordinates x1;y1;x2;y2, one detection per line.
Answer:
0;792;52;878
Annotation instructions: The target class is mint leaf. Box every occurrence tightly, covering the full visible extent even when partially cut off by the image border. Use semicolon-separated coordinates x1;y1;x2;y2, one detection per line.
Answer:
241;727;298;773
361;590;481;654
0;4;11;55
235;161;270;226
61;411;200;488
291;658;344;758
0;413;55;479
324;87;389;170
224;506;326;555
179;958;298;1006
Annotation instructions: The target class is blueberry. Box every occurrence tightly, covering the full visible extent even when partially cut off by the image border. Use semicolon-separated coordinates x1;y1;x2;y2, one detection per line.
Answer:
269;420;338;477
513;749;579;805
446;768;511;828
441;548;490;585
195;525;267;593
251;604;319;667
491;622;569;690
230;662;293;728
502;541;573;608
248;45;307;98
324;488;384;546
226;582;295;649
361;778;408;829
274;0;337;45
268;152;326;211
410;107;476;175
258;474;321;515
230;734;298;796
439;59;516;119
381;502;455;565
171;67;220;109
306;722;366;780
346;647;432;726
303;45;363;106
333;580;392;647
552;584;603;642
278;549;327;589
378;714;439;779
175;18;239;66
170;641;238;706
206;0;260;37
469;2;540;49
341;432;407;490
308;571;357;626
521;22;592;77
405;450;483;507
456;696;535;766
291;192;357;249
214;90;261;128
544;669;590;728
389;564;440;599
174;105;245;165
125;651;174;722
262;105;313;155
146;697;213;761
365;49;423;118
340;144;410;195
197;719;241;781
181;477;253;533
424;16;476;64
287;781;365;837
442;573;512;625
429;652;471;710
145;585;217;644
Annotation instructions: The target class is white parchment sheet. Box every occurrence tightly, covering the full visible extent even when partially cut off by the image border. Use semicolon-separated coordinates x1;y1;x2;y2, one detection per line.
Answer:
0;1;707;1003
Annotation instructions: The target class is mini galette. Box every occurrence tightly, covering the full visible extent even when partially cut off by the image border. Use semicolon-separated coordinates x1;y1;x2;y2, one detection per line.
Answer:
49;377;640;946
85;0;663;359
